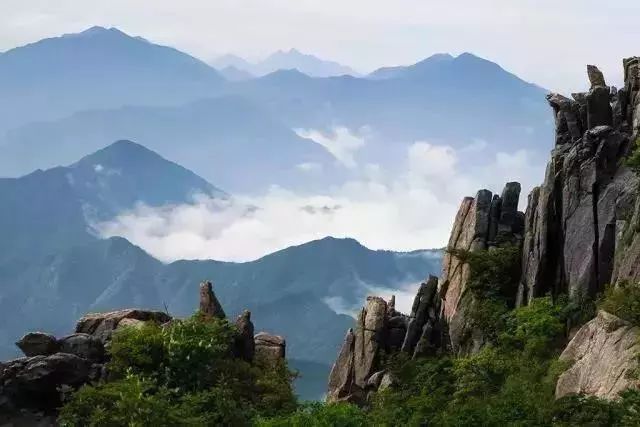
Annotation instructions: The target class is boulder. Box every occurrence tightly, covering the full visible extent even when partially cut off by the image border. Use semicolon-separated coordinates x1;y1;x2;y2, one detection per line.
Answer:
15;332;59;357
353;297;387;388
556;311;640;400
0;353;92;413
401;275;443;357
75;309;172;343
587;64;607;88
58;333;105;362
254;332;285;362
199;281;226;320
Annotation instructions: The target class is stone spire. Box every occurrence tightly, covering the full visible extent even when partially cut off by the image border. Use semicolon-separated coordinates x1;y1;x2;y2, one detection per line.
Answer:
199;281;226;319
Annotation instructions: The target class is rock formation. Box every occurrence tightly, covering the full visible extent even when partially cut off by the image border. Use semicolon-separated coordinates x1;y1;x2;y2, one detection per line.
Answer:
556;311;640;400
1;280;285;422
520;62;639;305
199;280;226;319
327;277;447;404
440;183;524;354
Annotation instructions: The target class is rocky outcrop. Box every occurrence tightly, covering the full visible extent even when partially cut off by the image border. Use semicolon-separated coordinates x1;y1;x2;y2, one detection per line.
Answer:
199;280;226;319
440;183;524;354
556;311;640;400
76;308;172;343
1;280;283;422
520;63;639;304
254;332;286;363
234;310;255;362
327;277;448;404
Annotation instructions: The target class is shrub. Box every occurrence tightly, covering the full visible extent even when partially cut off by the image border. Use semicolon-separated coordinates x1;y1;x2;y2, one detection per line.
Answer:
257;402;368;427
626;136;640;175
599;281;640;325
60;314;296;425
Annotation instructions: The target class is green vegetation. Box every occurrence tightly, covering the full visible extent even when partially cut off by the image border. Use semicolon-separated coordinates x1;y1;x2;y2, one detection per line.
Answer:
365;296;640;426
59;315;296;426
599;280;640;325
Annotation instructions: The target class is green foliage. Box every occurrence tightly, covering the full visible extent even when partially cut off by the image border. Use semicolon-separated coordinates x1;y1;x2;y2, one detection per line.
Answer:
365;296;626;426
257;402;368;427
599;281;640;325
449;245;522;342
60;315;296;425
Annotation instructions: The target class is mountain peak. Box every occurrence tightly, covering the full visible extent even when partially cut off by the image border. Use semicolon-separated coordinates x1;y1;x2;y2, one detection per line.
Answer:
64;26;132;40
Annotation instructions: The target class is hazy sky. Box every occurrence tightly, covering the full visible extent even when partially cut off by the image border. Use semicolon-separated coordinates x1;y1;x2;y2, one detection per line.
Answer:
1;0;638;92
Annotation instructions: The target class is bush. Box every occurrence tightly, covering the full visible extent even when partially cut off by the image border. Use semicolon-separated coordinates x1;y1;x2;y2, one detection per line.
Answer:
599;281;640;325
60;314;296;425
257;402;368;427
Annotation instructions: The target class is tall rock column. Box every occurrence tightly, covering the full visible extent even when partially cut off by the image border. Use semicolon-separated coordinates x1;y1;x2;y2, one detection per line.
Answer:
199;281;226;319
440;183;523;354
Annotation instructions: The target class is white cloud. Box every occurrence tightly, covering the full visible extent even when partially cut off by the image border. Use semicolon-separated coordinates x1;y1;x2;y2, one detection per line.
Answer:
296;162;323;172
295;127;366;168
96;140;545;263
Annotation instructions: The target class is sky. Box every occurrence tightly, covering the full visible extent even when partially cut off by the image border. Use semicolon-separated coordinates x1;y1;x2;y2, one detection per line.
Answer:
1;0;639;92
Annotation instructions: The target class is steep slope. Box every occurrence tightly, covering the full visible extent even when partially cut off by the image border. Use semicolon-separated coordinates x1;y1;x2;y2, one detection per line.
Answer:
0;26;224;133
0;97;339;191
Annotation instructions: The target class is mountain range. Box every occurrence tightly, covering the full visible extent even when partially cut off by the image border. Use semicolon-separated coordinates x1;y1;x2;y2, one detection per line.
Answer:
0;26;553;191
0;141;442;400
211;49;359;78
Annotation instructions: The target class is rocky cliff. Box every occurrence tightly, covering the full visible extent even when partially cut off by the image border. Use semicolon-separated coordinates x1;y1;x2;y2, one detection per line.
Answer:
327;57;640;405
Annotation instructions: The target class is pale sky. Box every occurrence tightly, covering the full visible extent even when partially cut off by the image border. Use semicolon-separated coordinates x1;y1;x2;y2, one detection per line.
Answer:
1;0;638;92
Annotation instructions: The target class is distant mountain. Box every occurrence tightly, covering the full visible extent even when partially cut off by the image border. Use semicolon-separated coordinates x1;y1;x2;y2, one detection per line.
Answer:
0;145;443;399
218;65;254;81
0;96;339;191
211;49;359;78
368;53;456;80
0;26;224;133
0;140;223;265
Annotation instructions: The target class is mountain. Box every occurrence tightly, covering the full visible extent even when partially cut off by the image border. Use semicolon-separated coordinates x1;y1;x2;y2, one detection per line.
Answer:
0;97;339;191
0;26;224;133
0;140;223;265
368;52;456;80
211;49;358;78
218;65;254;81
0;144;443;399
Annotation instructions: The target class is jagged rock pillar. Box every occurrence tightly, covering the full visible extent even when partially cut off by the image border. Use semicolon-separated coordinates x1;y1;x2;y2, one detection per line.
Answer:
199;281;226;319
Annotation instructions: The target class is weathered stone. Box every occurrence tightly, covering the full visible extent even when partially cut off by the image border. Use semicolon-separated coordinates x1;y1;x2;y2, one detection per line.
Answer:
366;370;385;389
234;310;255;362
401;276;443;357
587;64;607;88
58;333;105;362
378;372;398;392
0;353;91;413
587;86;613;129
199;281;226;320
354;297;387;388
15;332;59;357
547;93;584;144
556;311;640;400
441;184;523;354
254;332;286;362
327;329;356;402
497;182;522;243
76;309;172;343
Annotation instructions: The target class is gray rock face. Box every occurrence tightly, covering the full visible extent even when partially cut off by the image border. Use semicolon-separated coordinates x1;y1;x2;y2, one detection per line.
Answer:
199;281;226;320
556;311;640;400
440;183;523;354
58;333;105;362
254;332;286;363
401;275;445;357
76;308;172;343
520;63;639;305
0;353;92;413
234;310;255;362
15;332;59;357
327;329;357;403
